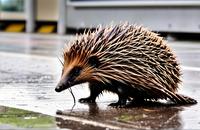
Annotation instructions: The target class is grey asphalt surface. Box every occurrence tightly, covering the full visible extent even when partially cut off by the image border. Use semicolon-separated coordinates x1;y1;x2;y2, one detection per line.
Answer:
0;33;199;129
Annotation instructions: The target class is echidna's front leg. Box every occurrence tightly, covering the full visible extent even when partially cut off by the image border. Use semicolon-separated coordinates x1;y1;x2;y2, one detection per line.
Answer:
79;83;103;103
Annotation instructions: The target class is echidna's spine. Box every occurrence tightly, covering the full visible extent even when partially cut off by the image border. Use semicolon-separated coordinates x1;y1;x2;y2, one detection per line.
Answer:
56;23;197;106
172;94;197;104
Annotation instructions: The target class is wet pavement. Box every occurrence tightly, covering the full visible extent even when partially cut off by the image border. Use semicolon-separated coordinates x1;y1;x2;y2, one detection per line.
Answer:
0;32;200;129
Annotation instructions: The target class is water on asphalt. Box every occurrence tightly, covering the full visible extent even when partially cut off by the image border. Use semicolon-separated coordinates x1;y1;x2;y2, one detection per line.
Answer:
0;33;199;129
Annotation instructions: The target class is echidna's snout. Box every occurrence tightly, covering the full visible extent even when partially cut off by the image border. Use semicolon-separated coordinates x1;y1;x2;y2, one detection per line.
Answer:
55;82;68;92
55;74;73;92
55;79;71;92
55;66;83;92
55;86;62;92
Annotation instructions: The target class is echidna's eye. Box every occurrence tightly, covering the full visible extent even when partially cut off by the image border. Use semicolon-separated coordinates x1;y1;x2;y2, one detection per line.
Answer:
68;66;82;82
88;56;100;68
72;66;82;77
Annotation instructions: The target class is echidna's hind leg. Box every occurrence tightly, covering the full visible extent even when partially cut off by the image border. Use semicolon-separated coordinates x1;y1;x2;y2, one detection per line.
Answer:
108;95;127;107
108;86;128;107
129;97;145;105
79;83;103;103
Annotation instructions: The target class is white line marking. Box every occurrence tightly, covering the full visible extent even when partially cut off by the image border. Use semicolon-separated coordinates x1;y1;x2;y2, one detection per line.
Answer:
57;115;122;130
0;51;57;60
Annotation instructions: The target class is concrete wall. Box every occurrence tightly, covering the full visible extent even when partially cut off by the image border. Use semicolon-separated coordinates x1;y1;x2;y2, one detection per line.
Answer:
36;0;58;21
66;6;200;33
65;1;200;33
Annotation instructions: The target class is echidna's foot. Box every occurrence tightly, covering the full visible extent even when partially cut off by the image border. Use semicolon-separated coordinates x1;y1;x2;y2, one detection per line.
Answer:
108;98;127;108
130;98;145;104
79;97;95;103
125;98;146;107
108;102;126;108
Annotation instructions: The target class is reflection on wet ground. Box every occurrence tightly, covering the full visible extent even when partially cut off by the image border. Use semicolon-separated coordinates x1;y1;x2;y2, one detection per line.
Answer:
0;33;200;129
56;103;183;130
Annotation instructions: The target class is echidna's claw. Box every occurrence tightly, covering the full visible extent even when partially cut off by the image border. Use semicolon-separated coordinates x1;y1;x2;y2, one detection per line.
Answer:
79;97;95;103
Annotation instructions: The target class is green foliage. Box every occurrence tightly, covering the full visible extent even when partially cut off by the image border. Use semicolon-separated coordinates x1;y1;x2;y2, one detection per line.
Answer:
116;114;144;122
0;107;55;128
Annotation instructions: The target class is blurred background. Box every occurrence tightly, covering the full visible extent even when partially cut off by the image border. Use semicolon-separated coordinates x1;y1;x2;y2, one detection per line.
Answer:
0;0;200;130
1;0;200;35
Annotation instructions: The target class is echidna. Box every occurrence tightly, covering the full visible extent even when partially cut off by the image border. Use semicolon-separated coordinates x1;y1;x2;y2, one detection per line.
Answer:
55;23;197;107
